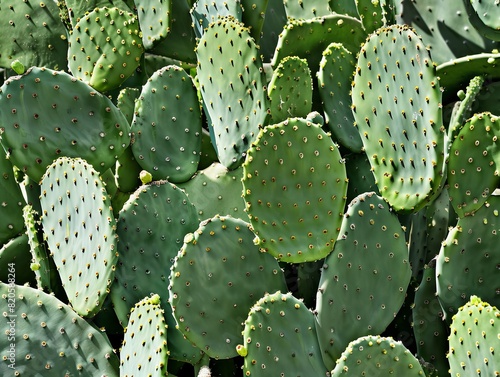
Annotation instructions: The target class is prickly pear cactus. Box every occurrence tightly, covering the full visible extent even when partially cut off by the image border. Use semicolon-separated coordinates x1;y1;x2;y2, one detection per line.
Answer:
315;192;412;369
68;7;144;92
448;295;500;376
283;0;332;19
242;117;348;263
169;215;287;359
351;24;446;213
196;16;269;170
135;0;171;50
120;294;168;376
436;194;500;320
190;0;243;39
465;0;500;41
0;66;130;182
0;282;119;375
131;65;202;183
317;42;362;152
238;291;328;376
331;335;425;376
268;56;313;123
39;157;118;317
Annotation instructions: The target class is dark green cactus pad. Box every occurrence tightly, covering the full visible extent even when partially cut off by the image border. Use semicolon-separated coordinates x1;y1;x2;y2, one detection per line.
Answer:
196;16;269;170
0;0;68;71
240;0;269;43
131;65;202;183
0;282;119;375
190;0;243;39
448;295;500;377
198;128;219;170
412;261;449;376
330;335;425;376
0;66;130;182
242;117;348;263
135;0;171;50
399;0;499;65
120;294;169;376
352;24;446;213
355;0;389;34
315;192;411;369
317;42;362;152
23;204;53;291
169;215;287;359
116;87;140;125
0;152;25;245
425;187;455;262
344;152;380;204
0;234;35;286
238;291;328;376
110;180;203;363
436;194;500;320
68;7;144;92
447;112;500;217
62;0;134;27
267;56;313;123
283;0;332;19
177;162;247;221
329;0;358;17
259;0;287;62
465;0;500;41
39;157;118;317
271;14;366;73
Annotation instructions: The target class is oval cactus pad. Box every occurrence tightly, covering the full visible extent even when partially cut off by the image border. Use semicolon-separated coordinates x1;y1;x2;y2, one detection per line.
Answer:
242;117;347;263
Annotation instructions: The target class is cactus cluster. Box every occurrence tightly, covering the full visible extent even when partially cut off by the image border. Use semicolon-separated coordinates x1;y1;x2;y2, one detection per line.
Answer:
0;1;500;376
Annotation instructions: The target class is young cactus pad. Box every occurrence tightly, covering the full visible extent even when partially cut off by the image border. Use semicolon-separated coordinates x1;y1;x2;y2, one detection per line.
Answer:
330;335;425;376
242;117;348;263
0;66;130;182
315;191;411;369
351;24;446;213
196;16;269;170
39;157;118;317
120;294;168;377
68;7;144;92
0;282;119;376
238;291;328;376
447;295;500;376
169;215;287;359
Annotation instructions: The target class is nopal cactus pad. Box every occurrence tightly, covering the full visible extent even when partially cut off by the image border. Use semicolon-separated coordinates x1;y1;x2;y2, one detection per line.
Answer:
0;282;119;376
0;66;130;182
120;294;168;377
40;157;118;317
68;7;144;92
196;16;269;170
169;215;287;359
239;291;328;376
447;295;500;377
351;24;446;213
242;117;348;263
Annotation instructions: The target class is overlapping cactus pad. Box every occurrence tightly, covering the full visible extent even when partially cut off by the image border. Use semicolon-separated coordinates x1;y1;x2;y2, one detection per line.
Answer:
242;117;348;263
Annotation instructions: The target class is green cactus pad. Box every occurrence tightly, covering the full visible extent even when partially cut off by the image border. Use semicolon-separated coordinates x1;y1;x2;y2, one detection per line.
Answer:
196;16;269;170
465;0;500;41
0;282;119;376
436;194;500;320
177;162;246;221
351;24;446;213
0;152;25;245
447;112;500;217
110;180;203;363
239;291;328;376
120;294;169;376
344;152;380;204
331;335;425;376
135;0;171;50
190;0;243;39
240;0;269;43
242;117;348;263
315;192;411;369
271;14;366;73
0;0;68;71
68;7;144;92
448;295;500;376
62;0;134;27
355;0;388;34
39;157;118;317
268;56;313;123
131;65;202;183
317;42;362;152
412;261;449;376
283;0;332;19
0;234;35;286
169;215;287;359
0;66;130;182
